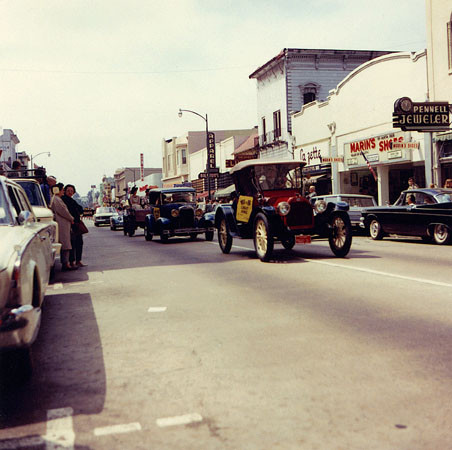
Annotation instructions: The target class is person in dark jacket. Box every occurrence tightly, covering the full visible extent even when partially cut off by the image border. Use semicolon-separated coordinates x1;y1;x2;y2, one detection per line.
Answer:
62;184;86;268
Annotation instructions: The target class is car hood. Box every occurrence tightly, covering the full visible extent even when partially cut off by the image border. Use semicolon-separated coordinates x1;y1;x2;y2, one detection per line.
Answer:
0;227;29;272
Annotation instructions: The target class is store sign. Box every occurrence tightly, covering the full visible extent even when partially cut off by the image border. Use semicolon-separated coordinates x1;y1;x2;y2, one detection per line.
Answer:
321;157;343;163
299;142;330;166
344;131;412;167
393;97;451;131
207;132;216;170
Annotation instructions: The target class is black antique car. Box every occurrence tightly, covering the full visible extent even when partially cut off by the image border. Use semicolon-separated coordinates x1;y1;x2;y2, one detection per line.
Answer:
123;205;151;236
360;188;452;244
143;187;215;242
211;159;352;262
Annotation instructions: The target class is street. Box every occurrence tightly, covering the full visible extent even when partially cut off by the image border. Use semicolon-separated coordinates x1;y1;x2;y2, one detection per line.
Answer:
1;222;452;450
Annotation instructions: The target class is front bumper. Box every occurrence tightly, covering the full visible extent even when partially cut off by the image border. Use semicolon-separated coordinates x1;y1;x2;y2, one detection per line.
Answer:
0;305;42;351
95;218;111;224
162;226;215;236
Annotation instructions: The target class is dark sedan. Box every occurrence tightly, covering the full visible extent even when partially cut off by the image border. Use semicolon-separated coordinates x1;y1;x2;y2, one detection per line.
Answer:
360;188;452;244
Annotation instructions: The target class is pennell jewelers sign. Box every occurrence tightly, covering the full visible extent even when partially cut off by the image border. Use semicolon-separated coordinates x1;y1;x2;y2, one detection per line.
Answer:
393;97;451;132
344;131;415;167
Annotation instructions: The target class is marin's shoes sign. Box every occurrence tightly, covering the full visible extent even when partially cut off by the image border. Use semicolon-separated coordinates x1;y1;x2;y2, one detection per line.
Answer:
393;97;451;132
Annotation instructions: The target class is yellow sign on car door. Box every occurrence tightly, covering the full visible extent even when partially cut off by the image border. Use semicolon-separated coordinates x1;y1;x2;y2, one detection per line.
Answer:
236;196;253;223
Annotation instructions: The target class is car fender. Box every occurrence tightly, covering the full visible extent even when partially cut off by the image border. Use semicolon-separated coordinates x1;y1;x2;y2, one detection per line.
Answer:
427;222;452;236
199;214;214;228
215;205;239;235
333;201;349;212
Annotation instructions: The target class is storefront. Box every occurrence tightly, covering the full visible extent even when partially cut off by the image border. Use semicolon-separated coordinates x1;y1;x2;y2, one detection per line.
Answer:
342;131;425;204
435;132;452;187
298;140;332;195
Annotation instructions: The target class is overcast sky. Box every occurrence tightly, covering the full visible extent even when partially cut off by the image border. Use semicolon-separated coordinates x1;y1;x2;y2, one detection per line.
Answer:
1;0;427;195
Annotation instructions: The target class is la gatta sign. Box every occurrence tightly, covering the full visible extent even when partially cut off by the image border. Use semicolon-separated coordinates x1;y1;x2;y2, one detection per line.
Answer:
393;97;451;132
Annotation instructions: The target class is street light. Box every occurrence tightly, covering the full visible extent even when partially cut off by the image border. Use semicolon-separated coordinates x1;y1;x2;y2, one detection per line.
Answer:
178;108;212;201
30;152;50;169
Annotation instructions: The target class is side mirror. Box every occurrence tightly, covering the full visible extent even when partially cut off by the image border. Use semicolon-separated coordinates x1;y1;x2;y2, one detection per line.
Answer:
18;210;35;225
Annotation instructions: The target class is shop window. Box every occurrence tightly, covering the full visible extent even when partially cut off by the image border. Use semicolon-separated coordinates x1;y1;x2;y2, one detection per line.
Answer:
273;110;281;139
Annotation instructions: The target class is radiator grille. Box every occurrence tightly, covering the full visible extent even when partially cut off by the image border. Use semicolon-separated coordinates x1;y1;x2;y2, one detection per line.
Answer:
286;201;314;228
179;206;195;228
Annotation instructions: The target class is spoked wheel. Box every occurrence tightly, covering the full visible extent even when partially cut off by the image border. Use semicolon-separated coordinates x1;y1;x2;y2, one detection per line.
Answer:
328;213;352;257
144;225;153;241
218;218;232;254
281;236;295;250
433;224;450;245
205;231;214;241
369;218;384;240
254;213;274;262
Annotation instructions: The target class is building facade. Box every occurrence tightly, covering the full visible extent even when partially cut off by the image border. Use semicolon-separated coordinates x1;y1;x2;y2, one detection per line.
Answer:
114;167;162;204
249;48;392;160
426;0;452;186
0;129;20;169
292;51;428;205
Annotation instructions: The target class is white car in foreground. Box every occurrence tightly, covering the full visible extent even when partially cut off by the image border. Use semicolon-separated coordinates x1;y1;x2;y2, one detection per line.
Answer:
0;176;55;381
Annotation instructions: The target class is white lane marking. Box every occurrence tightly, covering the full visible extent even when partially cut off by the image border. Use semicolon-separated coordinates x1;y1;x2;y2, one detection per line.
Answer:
156;413;203;428
210;241;452;288
0;436;45;449
148;306;167;313
44;407;75;450
94;422;142;436
305;259;452;288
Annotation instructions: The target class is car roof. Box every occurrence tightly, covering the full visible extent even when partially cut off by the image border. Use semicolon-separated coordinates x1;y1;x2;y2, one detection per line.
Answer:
313;194;374;199
148;187;196;194
230;158;306;174
401;188;452;195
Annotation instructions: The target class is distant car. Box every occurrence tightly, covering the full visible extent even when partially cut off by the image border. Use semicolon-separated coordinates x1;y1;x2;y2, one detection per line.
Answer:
110;212;124;230
311;194;377;228
360;188;452;244
0;176;55;380
14;178;61;257
212;159;352;262
143;187;215;242
93;206;116;226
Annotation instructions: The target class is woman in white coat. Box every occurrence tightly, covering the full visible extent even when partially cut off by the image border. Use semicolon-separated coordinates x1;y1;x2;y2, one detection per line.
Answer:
50;183;76;271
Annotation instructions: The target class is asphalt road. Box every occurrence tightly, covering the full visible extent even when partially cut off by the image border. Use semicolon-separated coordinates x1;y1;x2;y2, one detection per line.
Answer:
1;222;452;449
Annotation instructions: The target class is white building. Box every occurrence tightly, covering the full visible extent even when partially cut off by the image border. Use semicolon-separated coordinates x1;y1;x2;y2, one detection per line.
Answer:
0;129;20;169
292;51;428;205
426;0;452;185
249;48;391;160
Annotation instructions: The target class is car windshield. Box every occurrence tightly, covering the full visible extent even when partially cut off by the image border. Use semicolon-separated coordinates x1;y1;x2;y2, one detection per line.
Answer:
342;197;375;207
0;187;10;224
15;180;47;207
97;207;115;213
434;193;452;203
162;191;196;204
254;165;302;191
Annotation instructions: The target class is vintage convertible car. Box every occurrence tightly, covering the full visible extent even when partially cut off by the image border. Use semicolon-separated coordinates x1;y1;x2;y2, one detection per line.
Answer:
212;159;352;261
0;176;55;379
110;212;124;230
143;187;215;242
360;188;452;244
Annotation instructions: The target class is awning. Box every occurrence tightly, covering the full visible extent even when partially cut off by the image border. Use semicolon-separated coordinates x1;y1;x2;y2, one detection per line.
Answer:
214;184;235;199
304;174;327;183
434;131;452;142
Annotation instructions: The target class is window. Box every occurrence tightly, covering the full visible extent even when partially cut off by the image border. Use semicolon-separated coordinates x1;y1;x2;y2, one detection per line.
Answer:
300;82;320;105
180;148;187;165
262;117;267;143
448;15;452;71
303;91;316;104
273;110;281;139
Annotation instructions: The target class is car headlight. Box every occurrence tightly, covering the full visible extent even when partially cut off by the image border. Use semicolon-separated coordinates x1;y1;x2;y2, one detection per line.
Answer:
195;208;204;218
314;199;327;213
171;209;179;217
277;201;291;216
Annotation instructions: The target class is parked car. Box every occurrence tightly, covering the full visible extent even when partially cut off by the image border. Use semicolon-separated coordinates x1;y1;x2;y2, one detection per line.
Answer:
212;159;352;262
110;212;124;230
93;206;116;226
14;177;61;257
0;176;55;379
360;188;452;244
143;187;215;242
311;194;377;228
